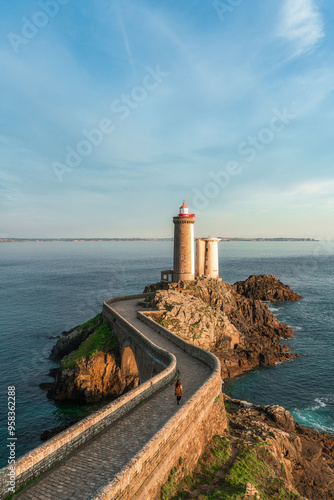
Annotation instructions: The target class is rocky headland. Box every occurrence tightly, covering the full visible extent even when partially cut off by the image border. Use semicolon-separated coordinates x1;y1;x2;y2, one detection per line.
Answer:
46;274;302;403
46;274;301;404
145;274;301;379
161;395;334;500
43;274;334;498
45;313;138;404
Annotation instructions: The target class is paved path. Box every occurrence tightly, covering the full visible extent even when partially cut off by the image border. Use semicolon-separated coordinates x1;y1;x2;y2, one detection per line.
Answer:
17;299;212;500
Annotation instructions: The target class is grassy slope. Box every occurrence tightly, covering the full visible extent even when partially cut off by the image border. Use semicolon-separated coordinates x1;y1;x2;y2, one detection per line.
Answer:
161;402;300;500
61;314;119;369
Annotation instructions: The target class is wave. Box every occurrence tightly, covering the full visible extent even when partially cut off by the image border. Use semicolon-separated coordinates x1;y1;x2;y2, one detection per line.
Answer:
292;410;334;433
292;396;334;433
286;324;302;331
314;397;327;408
314;396;334;406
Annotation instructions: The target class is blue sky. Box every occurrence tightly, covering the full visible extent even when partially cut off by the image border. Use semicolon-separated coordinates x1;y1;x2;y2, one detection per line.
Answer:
0;0;333;238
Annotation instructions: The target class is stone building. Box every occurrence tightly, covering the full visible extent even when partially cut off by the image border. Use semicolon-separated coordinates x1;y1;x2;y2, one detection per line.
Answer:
196;238;221;279
161;202;220;283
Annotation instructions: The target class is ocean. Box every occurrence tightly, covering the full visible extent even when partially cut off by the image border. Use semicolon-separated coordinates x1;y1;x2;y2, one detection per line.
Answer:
0;240;333;467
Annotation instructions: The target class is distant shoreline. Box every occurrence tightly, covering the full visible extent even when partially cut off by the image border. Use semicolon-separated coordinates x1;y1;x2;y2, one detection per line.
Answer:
0;237;318;243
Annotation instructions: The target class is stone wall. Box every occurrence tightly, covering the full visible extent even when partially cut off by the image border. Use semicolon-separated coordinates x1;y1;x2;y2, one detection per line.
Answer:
103;294;170;382
0;294;176;500
92;311;226;500
0;294;227;500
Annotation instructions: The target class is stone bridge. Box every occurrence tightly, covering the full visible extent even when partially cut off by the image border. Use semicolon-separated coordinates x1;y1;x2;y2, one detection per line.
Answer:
0;294;226;500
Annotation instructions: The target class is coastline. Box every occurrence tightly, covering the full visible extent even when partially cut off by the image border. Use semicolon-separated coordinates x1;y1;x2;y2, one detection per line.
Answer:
41;278;334;499
0;237;318;243
1;241;333;478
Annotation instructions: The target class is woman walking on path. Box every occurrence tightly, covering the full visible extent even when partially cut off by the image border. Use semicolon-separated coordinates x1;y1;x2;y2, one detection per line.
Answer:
175;379;183;405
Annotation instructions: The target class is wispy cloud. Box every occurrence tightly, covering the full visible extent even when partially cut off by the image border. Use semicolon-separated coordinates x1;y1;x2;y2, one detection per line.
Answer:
278;0;324;57
117;11;138;80
291;179;334;196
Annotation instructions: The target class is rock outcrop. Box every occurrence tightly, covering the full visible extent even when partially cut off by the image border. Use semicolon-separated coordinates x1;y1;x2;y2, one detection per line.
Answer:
225;396;334;500
47;352;139;402
147;276;299;379
49;322;96;360
163;396;334;499
233;274;303;302
47;314;139;403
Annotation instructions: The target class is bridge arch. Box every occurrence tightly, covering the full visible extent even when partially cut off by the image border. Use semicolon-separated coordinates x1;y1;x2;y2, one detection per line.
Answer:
121;344;140;388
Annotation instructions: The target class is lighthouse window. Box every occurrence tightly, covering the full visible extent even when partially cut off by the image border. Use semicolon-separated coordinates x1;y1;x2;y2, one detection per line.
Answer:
181;255;184;260
181;268;184;273
181;242;184;247
181;228;184;233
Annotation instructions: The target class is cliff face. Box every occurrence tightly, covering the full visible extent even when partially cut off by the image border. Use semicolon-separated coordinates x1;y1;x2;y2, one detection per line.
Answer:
225;397;334;500
47;352;139;403
47;314;139;403
148;276;300;379
162;396;334;500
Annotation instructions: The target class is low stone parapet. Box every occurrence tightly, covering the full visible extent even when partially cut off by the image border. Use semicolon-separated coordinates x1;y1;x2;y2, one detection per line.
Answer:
0;294;176;500
92;310;225;499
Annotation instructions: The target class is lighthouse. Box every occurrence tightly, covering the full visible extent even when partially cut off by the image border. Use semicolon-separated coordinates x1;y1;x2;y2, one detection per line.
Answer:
160;202;221;284
172;202;195;282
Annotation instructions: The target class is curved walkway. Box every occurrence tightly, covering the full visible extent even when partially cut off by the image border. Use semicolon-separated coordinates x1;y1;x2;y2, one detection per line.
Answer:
17;299;212;500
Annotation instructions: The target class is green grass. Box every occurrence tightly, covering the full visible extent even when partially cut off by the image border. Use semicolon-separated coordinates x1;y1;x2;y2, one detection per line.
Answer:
155;316;170;328
80;313;101;328
161;435;300;500
161;467;178;500
185;282;198;290
61;320;118;369
161;437;232;499
6;470;47;499
225;448;268;488
224;448;300;500
209;485;244;499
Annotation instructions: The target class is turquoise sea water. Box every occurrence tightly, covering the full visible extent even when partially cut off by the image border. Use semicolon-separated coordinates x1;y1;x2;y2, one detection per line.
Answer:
0;241;333;467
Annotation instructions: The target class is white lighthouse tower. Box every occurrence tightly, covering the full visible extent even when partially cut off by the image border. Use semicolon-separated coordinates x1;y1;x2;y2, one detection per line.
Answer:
196;238;221;278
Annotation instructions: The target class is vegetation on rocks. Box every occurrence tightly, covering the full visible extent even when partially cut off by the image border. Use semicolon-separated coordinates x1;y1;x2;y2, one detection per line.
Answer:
161;396;334;500
46;314;138;403
148;276;299;379
161;395;334;500
61;315;118;369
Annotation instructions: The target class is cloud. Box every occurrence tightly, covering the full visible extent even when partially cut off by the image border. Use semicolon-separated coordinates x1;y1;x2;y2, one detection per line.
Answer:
292;179;334;196
278;0;324;57
117;10;138;80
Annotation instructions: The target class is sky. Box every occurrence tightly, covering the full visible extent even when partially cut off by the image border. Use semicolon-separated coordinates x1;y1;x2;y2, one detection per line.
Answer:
0;0;334;239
